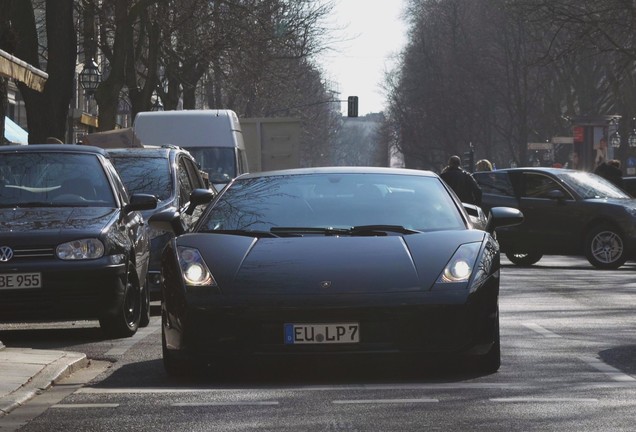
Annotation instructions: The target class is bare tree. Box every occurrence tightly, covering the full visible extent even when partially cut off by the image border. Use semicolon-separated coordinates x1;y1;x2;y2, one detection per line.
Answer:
384;0;636;169
4;0;76;143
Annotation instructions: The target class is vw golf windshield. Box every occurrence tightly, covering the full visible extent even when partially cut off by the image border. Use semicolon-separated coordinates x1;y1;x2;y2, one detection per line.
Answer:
0;152;116;207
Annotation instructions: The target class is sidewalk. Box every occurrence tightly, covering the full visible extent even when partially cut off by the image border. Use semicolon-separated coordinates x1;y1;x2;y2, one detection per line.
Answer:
0;340;88;416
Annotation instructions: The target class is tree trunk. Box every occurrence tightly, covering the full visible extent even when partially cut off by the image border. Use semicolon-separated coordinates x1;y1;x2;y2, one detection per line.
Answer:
12;0;75;143
0;77;6;144
44;0;76;141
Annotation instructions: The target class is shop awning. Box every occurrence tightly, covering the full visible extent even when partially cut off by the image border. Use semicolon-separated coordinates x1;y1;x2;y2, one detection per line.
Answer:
0;49;48;92
4;117;28;144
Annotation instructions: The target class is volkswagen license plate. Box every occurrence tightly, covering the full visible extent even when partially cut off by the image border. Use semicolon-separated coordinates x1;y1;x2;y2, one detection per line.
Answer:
284;322;359;344
0;273;42;289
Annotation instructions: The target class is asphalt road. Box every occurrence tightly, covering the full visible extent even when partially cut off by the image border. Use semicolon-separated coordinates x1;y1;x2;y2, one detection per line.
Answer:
1;255;636;431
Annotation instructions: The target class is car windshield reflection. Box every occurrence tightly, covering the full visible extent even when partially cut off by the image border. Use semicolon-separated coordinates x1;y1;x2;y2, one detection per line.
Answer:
560;171;630;199
200;173;466;233
0;153;116;207
110;156;172;201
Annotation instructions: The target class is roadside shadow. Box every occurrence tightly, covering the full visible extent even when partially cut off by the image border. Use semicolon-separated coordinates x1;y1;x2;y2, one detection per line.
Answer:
598;345;636;375
0;306;162;350
92;355;494;389
0;325;108;349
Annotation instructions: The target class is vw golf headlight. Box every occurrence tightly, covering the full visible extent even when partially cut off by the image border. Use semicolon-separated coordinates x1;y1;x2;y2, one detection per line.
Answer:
177;246;217;286
438;242;481;283
56;238;105;260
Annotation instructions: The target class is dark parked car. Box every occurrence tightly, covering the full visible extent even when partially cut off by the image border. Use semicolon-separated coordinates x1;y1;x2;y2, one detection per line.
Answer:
107;146;215;301
0;144;157;337
150;167;523;377
474;167;636;269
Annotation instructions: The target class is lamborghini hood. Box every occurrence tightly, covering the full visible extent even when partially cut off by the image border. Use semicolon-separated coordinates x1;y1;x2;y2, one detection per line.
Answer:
177;230;487;294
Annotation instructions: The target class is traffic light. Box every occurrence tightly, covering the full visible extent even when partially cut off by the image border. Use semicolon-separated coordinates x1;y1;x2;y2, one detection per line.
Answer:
347;96;359;117
462;149;474;172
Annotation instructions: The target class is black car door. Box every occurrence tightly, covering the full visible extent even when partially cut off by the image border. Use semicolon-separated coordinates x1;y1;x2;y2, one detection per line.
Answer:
516;171;579;253
473;171;518;214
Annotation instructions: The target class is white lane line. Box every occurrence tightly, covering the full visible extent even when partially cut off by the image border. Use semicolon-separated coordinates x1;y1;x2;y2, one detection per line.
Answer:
333;399;438;404
522;322;562;338
52;404;119;409
172;401;279;407
104;317;160;356
579;356;636;382
490;398;598;403
76;383;532;394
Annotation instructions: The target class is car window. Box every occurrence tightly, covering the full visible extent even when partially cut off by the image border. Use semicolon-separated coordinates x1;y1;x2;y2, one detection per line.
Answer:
103;160;130;205
182;156;206;189
184;147;236;184
559;170;630;199
199;173;466;233
0;152;116;207
474;172;514;196
111;155;172;201
522;173;570;199
177;156;195;208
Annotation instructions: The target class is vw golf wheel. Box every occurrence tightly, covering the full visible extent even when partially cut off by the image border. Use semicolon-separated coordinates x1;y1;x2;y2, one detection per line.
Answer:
100;261;141;338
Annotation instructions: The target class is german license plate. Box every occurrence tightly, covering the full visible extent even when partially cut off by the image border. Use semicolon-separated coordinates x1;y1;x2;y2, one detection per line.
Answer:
284;322;359;344
0;273;42;289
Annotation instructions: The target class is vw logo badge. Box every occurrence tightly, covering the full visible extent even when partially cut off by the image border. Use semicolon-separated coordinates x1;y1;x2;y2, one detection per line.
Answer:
0;246;14;262
320;281;332;288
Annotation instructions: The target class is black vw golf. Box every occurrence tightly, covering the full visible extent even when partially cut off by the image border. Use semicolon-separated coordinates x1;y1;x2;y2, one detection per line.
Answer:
0;145;157;337
151;167;523;376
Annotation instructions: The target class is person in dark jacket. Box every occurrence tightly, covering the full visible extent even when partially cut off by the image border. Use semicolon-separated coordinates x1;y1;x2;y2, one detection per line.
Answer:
440;155;483;205
595;158;624;189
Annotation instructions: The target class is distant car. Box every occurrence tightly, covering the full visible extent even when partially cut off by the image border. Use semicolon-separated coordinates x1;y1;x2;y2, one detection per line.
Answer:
474;167;636;269
107;146;215;301
0;144;157;337
150;167;523;377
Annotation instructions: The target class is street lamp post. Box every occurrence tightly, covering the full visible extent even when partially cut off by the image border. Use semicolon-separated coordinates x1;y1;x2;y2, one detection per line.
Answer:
610;130;621;148
151;97;164;111
79;58;101;96
628;118;636;148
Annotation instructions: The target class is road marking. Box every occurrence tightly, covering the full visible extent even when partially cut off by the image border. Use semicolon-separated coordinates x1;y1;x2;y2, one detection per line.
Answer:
76;383;533;394
333;399;438;404
104;317;160;356
522;322;562;338
172;401;279;406
490;398;598;403
52;404;119;409
579;356;636;382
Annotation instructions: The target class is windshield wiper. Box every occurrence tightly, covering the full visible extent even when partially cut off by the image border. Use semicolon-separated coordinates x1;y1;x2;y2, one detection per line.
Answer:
270;227;349;236
202;229;280;238
348;225;421;236
13;202;56;208
270;225;420;237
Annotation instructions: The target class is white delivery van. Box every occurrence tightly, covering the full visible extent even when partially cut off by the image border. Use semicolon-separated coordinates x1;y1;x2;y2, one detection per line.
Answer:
132;109;249;189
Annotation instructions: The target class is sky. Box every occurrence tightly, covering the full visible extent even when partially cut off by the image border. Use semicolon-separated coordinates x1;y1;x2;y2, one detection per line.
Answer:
319;0;409;116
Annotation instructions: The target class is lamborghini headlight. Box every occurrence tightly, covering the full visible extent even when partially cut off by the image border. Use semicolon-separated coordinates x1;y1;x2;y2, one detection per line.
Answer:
56;238;104;260
438;242;481;283
177;246;217;286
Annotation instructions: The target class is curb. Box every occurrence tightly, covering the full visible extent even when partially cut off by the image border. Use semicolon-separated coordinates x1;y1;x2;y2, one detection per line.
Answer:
0;351;88;417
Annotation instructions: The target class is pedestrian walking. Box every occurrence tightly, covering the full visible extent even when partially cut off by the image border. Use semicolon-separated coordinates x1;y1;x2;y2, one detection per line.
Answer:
440;155;483;205
475;159;493;172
